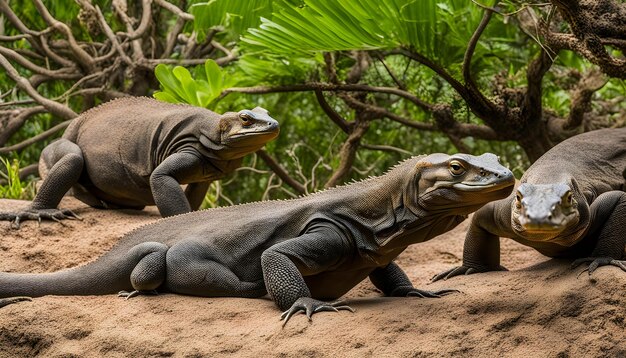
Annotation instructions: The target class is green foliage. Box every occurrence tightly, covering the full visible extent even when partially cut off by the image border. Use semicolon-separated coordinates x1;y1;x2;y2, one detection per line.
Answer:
153;60;235;109
190;0;278;42
0;157;36;200
242;0;482;66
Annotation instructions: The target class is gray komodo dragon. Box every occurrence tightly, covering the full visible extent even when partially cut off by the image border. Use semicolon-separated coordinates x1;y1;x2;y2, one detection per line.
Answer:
0;97;279;227
0;153;514;323
433;127;626;282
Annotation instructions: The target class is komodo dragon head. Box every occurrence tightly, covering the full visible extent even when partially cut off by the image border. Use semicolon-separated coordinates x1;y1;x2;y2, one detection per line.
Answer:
413;153;515;215
199;107;279;159
510;181;581;239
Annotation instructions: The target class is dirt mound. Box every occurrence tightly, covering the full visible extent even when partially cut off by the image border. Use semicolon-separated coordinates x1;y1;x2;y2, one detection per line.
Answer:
1;198;624;357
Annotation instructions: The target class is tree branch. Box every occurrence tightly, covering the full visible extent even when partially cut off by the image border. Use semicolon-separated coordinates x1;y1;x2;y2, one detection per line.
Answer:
522;49;554;122
0;106;46;146
0;120;71;154
325;119;370;188
34;0;96;72
256;149;306;195
0;54;77;119
463;4;496;104
224;82;432;111
565;68;608;130
390;48;467;98
314;90;352;133
154;0;194;21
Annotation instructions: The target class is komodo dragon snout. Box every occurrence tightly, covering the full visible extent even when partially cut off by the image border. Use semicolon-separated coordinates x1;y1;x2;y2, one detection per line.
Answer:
417;153;515;213
512;182;580;236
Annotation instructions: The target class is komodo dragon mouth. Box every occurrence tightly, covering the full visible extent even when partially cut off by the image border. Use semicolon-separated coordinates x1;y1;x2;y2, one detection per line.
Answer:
453;181;511;192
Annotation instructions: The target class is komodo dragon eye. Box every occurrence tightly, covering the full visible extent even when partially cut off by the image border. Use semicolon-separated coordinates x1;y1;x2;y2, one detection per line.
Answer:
563;191;573;206
448;160;466;175
239;112;255;127
515;192;522;208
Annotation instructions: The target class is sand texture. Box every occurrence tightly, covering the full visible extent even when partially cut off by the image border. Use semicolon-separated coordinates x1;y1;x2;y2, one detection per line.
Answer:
0;198;625;357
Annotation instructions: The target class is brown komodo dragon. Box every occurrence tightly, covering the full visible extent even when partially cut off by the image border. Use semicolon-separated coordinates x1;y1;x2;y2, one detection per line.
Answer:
0;97;279;227
0;153;514;324
433;127;626;282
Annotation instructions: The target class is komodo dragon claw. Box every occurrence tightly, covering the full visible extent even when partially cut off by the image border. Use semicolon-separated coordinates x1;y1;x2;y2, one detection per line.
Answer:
118;290;159;300
0;297;32;308
393;287;460;297
572;257;626;278
280;297;355;327
2;208;82;229
430;265;508;282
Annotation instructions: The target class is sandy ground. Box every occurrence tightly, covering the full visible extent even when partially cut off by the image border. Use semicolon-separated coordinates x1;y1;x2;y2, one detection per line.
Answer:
0;197;625;357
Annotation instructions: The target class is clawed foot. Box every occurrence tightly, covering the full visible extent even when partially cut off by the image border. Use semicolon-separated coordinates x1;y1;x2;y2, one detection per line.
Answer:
431;265;507;282
391;286;459;298
0;208;82;229
280;297;355;327
572;257;626;278
118;290;159;300
0;296;32;308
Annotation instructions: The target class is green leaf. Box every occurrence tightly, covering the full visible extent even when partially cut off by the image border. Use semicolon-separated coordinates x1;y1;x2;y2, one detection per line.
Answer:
173;66;200;106
204;59;223;97
153;91;181;104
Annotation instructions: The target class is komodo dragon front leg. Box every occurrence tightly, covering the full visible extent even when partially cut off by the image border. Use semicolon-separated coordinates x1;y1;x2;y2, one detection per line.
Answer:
431;206;508;281
369;262;458;298
260;224;357;326
0;139;82;228
149;151;213;217
572;191;626;276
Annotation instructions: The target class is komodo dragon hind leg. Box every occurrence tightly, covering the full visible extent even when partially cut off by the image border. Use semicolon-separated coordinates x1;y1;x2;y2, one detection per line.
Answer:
1;139;84;229
116;242;168;301
0;297;32;308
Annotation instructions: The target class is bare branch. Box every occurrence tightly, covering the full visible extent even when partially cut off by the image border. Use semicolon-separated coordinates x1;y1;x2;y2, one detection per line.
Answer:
122;0;154;40
0;106;46;146
224;82;432;111
565;68;608;130
94;5;132;65
325;120;370;188
548;0;626;78
0;45;79;79
112;1;146;62
314;90;352;133
33;0;96;71
522;49;554;122
154;0;194;21
256;149;307;195
463;5;494;95
0;119;71;154
163;17;186;58
375;53;406;90
390;48;467;98
0;54;77;119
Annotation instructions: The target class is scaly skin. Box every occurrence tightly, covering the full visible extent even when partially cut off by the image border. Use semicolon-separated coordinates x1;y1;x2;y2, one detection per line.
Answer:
433;127;626;282
0;153;514;325
0;97;279;228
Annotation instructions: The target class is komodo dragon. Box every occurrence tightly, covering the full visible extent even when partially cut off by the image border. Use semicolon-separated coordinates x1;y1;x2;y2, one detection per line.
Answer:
433;127;626;282
0;97;279;227
0;153;514;323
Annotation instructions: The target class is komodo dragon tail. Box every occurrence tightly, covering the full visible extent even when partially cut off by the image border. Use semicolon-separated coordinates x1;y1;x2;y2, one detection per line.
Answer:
0;241;167;304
